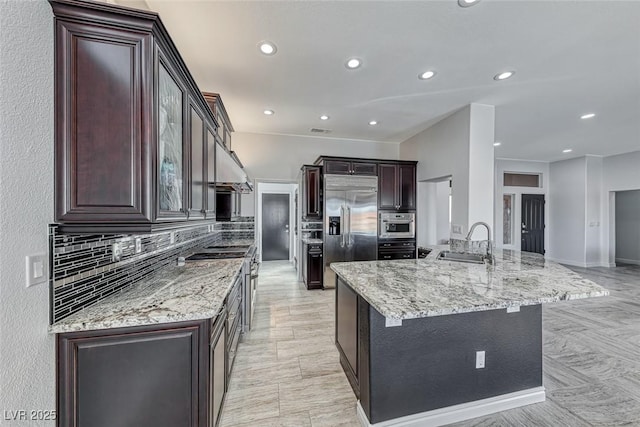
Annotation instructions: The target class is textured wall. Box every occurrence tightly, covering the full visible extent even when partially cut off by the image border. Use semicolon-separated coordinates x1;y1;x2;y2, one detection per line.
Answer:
0;0;56;424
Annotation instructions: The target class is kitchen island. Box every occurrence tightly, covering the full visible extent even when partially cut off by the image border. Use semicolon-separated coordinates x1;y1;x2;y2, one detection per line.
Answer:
331;248;608;427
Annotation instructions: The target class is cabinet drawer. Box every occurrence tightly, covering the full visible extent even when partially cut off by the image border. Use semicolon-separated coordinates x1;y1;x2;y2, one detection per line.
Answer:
378;251;416;260
378;241;416;250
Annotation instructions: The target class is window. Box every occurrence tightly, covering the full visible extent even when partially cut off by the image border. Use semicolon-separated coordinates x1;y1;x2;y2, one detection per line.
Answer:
503;194;514;245
504;173;541;187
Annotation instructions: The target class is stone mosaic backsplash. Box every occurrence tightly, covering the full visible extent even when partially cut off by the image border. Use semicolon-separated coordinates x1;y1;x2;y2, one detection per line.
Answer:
49;219;255;324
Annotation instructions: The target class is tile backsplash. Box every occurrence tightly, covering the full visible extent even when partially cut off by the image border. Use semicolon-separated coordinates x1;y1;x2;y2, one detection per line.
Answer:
49;219;255;324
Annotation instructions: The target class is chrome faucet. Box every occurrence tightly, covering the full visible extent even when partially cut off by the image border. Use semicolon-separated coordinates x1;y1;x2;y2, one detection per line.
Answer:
466;222;493;262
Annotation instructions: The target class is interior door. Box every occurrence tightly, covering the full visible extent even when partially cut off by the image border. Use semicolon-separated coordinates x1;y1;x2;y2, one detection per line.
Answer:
521;194;545;254
262;193;290;261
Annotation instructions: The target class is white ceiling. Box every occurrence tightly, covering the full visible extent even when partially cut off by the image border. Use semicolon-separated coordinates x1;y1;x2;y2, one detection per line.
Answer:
126;0;640;162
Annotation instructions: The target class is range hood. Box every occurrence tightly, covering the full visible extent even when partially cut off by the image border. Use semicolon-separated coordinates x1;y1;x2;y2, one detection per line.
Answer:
215;142;253;193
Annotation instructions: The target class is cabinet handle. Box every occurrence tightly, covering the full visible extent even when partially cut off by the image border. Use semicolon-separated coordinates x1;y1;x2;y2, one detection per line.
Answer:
383;243;391;247
383;255;391;259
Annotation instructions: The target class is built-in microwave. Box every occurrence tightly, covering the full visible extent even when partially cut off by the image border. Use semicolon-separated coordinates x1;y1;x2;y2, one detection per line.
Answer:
379;212;415;239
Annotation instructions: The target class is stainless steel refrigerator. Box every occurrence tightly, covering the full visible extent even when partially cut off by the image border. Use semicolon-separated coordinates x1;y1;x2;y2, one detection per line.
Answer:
323;174;378;288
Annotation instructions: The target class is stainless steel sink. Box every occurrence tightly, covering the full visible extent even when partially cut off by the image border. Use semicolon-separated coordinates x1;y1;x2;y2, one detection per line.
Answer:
436;250;486;264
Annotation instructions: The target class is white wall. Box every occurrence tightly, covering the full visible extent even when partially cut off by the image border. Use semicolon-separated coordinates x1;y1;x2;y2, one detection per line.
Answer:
615;190;640;264
233;132;398;216
0;0;56;423
585;156;603;266
435;180;450;244
234;131;398;178
548;157;587;266
602;150;640;266
400;104;495;241
494;159;549;250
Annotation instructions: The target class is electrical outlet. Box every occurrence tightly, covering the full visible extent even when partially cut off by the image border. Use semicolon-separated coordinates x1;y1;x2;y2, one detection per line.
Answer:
135;238;142;254
170;232;175;244
385;318;403;327
25;253;47;288
112;243;122;262
476;351;486;369
507;306;520;313
452;224;462;234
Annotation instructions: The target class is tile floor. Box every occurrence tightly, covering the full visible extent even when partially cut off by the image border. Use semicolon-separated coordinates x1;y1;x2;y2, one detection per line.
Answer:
219;261;640;427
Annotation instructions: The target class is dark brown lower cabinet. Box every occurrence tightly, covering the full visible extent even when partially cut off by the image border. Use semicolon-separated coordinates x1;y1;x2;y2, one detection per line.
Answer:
377;239;416;260
302;243;323;290
57;319;218;427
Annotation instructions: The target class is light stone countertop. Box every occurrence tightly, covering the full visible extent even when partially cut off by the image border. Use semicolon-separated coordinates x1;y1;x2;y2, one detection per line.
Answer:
49;258;244;334
330;246;609;320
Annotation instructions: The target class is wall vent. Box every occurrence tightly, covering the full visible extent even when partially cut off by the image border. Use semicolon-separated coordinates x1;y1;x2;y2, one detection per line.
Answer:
310;128;331;134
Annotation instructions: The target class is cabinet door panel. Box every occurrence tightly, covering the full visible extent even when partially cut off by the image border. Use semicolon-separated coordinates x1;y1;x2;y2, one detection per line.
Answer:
378;164;398;209
158;60;186;217
206;129;216;216
398;164;416;210
308;252;323;286
55;22;151;222
324;160;351;175
352;162;377;176
336;279;358;378
58;322;207;427
189;105;205;217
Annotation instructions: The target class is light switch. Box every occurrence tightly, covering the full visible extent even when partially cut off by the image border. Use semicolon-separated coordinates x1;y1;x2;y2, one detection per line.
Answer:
476;351;486;369
25;253;47;288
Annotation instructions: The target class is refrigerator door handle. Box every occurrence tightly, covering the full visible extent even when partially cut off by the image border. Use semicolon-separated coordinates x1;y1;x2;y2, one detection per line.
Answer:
346;206;353;247
340;205;345;248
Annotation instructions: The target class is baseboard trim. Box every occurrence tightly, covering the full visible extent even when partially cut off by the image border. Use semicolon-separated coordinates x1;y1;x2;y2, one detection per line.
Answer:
545;257;587;268
356;387;546;427
615;258;640;266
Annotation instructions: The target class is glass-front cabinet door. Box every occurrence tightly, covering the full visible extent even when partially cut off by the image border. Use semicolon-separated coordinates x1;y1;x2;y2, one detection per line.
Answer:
206;128;216;217
189;103;205;219
157;60;186;220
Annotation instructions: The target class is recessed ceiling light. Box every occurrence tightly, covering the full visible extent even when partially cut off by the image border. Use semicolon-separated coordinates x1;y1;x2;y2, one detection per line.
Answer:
369;120;378;126
580;113;596;120
563;149;573;153
263;109;274;116
258;41;277;55
320;115;330;121
458;0;481;7
345;58;362;69
419;70;436;80
493;142;501;147
494;70;515;81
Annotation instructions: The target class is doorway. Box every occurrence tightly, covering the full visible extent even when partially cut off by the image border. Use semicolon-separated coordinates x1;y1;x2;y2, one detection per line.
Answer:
521;194;545;254
615;190;640;265
261;193;290;261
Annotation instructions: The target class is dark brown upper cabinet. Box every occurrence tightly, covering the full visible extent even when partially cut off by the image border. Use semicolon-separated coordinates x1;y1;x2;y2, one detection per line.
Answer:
301;165;322;219
202;93;234;152
188;101;206;220
205;128;216;218
323;159;377;176
50;0;219;233
378;163;417;211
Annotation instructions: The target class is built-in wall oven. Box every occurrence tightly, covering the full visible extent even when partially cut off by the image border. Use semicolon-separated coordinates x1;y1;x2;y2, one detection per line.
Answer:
379;212;416;239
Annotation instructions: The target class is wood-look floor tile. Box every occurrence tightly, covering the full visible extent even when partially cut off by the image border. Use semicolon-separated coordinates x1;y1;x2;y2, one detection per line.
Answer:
548;382;640;426
308;401;359;427
220;411;312;427
276;335;336;360
227;357;302;391
299;351;343;379
278;373;356;416
219;383;280;426
498;398;589;426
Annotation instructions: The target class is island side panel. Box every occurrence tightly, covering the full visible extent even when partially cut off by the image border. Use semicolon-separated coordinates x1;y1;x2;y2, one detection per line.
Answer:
366;305;543;424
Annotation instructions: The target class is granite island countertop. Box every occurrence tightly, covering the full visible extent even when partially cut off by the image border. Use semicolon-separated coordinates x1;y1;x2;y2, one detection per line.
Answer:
330;247;609;320
49;258;244;334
